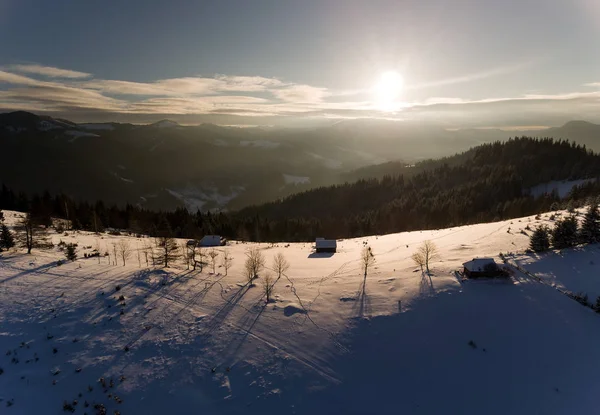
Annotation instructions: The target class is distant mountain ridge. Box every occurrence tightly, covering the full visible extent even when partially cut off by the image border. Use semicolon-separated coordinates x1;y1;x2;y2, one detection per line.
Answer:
2;110;600;211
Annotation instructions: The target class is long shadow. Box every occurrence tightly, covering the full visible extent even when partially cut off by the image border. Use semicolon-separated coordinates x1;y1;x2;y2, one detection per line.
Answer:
203;283;251;336
419;271;435;296
352;274;371;318
0;262;56;284
308;252;335;259
219;303;266;368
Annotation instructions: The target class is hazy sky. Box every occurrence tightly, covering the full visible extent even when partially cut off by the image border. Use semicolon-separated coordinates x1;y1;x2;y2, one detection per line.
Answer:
1;0;599;127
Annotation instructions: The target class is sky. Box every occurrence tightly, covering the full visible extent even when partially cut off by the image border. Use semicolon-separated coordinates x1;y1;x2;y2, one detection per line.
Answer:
1;0;600;128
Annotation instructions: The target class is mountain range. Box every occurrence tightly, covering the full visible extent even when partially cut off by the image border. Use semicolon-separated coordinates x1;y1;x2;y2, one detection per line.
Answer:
2;110;600;212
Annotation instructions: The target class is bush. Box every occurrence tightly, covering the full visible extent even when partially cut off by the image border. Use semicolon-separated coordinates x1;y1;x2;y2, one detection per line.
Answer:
65;244;77;261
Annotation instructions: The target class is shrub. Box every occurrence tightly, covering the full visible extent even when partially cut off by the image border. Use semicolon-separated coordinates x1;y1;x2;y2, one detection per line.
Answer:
65;243;77;261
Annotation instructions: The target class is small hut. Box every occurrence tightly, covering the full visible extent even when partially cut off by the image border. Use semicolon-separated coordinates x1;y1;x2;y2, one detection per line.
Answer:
315;238;337;253
462;257;504;278
199;235;226;247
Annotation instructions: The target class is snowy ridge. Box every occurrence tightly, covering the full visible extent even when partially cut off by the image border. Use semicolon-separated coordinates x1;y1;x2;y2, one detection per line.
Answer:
1;209;600;413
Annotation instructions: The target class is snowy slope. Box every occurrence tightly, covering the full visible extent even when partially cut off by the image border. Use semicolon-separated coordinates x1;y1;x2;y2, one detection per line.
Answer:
1;210;600;414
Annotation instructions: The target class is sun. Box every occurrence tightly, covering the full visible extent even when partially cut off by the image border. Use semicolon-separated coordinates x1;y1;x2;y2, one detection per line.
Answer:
374;71;404;111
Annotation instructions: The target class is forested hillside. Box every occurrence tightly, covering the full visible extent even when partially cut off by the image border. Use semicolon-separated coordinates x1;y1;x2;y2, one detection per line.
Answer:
2;138;599;241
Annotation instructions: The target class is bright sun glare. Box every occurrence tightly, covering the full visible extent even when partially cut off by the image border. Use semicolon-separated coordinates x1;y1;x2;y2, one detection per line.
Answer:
374;71;404;111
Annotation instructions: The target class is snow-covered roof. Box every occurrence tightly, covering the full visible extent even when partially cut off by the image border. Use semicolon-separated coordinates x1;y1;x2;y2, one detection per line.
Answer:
199;235;222;246
316;238;337;249
463;257;496;272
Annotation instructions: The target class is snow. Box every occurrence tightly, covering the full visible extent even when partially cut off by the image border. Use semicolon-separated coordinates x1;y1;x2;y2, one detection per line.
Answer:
306;152;342;169
65;130;100;142
529;179;596;198
239;140;281;149
511;244;600;300
463;257;496;271
166;184;245;211
283;174;310;185
212;138;230;147
152;120;179;129
79;123;115;131
38;120;61;131
1;209;600;414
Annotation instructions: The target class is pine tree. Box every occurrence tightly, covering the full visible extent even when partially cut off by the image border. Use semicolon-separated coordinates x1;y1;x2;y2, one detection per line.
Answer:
65;243;77;261
552;215;579;249
580;203;600;244
529;226;550;252
0;224;15;250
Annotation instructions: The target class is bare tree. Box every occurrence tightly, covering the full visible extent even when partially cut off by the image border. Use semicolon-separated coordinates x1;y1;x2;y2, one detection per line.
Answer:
361;245;376;279
180;241;191;269
95;239;102;264
112;243;118;266
207;249;219;274
117;239;131;266
262;272;275;303
154;236;180;268
15;213;49;254
411;251;425;273
136;241;142;267
142;241;152;267
221;249;233;276
191;246;205;271
416;240;439;274
244;247;265;283
272;252;290;283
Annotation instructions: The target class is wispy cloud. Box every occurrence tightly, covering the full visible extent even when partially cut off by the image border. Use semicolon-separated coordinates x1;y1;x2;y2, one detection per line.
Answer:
1;61;600;128
407;61;535;90
8;64;91;79
271;84;330;103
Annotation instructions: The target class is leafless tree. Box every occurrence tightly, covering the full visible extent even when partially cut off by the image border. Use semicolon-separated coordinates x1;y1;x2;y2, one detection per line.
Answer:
112;243;118;266
361;245;376;279
191;246;205;271
117;239;131;266
95;239;102;264
15;213;49;254
154;236;180;268
207;248;219;274
142;241;152;267
180;241;191;269
244;247;265;283
416;240;439;274
221;249;233;275
272;252;290;283
411;251;425;272
262;272;275;303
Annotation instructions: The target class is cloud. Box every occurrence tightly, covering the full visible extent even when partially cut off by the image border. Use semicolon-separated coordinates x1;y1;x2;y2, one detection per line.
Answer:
271;84;331;103
407;61;535;90
0;70;46;86
2;61;600;127
8;64;91;79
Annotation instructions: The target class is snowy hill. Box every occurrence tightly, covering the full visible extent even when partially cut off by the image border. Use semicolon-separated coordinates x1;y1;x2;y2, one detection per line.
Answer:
1;209;600;414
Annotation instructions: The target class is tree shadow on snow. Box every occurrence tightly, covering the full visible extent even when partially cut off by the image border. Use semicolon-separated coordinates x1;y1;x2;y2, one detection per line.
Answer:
352;275;372;318
419;272;435;296
0;261;57;284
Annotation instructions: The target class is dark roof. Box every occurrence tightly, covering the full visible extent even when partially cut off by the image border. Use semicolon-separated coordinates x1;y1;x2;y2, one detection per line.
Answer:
316;238;337;249
463;257;496;272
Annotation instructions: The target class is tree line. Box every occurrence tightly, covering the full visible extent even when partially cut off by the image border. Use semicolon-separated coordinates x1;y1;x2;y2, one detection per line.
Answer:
529;202;600;252
2;137;600;242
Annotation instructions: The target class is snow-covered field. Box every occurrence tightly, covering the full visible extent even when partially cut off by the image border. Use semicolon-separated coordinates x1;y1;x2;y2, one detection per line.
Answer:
2;210;600;414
